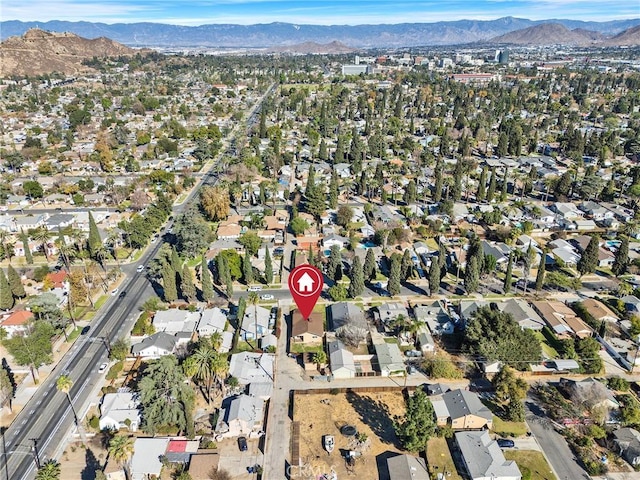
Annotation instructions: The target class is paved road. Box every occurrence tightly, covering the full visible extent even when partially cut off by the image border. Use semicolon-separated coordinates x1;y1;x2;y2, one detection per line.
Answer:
0;84;276;480
524;397;590;480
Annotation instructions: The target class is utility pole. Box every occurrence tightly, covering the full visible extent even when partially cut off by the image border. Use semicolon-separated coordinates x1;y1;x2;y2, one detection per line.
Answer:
30;438;40;470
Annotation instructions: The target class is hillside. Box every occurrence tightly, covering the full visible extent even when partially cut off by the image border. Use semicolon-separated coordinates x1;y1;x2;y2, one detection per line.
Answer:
605;24;640;45
271;41;357;54
1;17;639;48
490;23;601;45
0;28;140;77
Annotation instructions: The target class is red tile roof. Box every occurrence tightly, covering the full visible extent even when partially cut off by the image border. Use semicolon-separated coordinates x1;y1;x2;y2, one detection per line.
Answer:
2;310;34;326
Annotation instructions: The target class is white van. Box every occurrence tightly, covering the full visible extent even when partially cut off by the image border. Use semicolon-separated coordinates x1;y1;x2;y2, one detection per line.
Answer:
247;286;263;292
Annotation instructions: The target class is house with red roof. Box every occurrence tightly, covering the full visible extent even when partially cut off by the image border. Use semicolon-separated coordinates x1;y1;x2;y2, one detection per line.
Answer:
1;310;34;338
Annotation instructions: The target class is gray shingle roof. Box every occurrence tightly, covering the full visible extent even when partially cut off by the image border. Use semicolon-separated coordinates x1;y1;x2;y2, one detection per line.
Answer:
455;430;521;480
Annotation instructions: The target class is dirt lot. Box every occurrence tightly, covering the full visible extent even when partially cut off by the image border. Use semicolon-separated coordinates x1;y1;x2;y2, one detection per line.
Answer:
59;437;108;480
293;391;407;479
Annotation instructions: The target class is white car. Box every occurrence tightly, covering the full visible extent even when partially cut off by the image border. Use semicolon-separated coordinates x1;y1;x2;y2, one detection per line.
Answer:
136;265;145;273
98;363;108;373
110;288;119;296
247;286;263;292
260;294;275;300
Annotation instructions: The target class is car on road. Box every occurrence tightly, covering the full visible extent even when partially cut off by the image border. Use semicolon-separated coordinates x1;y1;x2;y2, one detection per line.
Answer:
136;265;145;273
98;363;108;373
110;288;119;296
247;286;263;292
119;291;126;299
238;436;248;451
260;294;274;300
497;438;515;448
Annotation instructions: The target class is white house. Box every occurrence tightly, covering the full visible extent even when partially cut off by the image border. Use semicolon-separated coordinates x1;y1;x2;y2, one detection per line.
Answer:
229;352;274;385
197;308;227;337
130;438;170;480
131;332;177;359
99;390;141;432
328;339;356;379
215;394;265;438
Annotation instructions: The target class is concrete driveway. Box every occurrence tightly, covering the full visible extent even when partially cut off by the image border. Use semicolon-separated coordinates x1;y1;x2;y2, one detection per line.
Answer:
216;437;264;479
524;397;590;480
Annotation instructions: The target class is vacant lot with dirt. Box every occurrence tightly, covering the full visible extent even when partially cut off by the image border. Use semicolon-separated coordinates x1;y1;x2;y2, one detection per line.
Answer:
292;391;407;479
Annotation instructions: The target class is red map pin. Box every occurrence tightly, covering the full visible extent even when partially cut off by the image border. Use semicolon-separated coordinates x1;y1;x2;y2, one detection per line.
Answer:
288;264;324;320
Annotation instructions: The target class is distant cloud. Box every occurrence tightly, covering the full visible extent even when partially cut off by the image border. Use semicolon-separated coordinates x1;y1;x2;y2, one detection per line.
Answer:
2;0;637;24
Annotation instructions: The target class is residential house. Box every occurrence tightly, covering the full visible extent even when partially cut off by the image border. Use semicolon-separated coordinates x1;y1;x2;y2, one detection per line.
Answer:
560;377;619;411
322;233;350;250
581;298;619;323
553;202;582;219
481;240;511;265
215;394;265;438
613;428;640;466
532;301;593;338
431;389;493;429
152;309;199;335
548;239;581;267
622;295;640;314
414;302;455;335
131;332;177;358
290;310;324;345
417;327;436;354
197;308;227;337
499;299;545;330
376;303;409;326
372;334;405;376
385;454;429;480
328;302;368;340
571;235;615;267
241;305;271;341
130;438;170;480
455;430;522;480
0;310;33;338
228;352;274;385
328;339;356;379
99;390;141;432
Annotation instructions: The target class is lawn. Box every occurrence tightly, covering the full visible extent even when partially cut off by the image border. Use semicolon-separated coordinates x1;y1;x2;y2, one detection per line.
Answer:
290;343;323;354
533;331;559;359
426;437;462;480
492;416;528;437
504;450;557;480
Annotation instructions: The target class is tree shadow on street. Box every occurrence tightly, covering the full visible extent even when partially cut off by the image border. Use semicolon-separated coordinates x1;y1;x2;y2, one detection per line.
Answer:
345;391;399;447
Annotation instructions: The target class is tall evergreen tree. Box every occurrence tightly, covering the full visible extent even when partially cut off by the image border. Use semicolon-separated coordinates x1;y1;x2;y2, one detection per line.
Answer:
388;253;402;296
243;251;253;284
0;269;14;310
181;265;197;303
476;165;488;202
215;254;228;285
171;247;182;274
87;212;101;258
364;248;376;281
318;138;328;161
394;389;436;452
162;263;178;302
612;236;629;277
535;250;546;291
428;258;440;296
503;253;513;294
7;264;25;299
401;249;414;280
348;256;365;298
258;109;267;138
328;169;338;209
451;159;464;201
486;167;497;202
500;167;509;200
20;230;33;265
464;256;480;294
577;235;600;277
264;247;273;284
201;256;214;302
433;157;444;202
305;165;316;198
327;245;342;281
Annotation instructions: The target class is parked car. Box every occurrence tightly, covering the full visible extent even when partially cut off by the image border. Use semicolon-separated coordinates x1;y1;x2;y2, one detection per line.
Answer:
110;288;119;296
247;286;263;292
405;350;423;358
497;439;515;448
260;294;274;300
238;436;248;451
98;363;108;373
119;291;126;299
136;265;145;273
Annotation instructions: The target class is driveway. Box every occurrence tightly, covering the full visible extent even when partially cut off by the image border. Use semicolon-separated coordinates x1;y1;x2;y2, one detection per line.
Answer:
217;437;264;479
525;397;590;480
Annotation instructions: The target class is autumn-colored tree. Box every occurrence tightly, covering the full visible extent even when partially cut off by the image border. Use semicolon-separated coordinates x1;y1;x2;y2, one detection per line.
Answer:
200;186;230;221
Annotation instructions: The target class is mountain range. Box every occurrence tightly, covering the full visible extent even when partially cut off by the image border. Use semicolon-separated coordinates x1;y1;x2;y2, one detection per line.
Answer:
2;17;640;48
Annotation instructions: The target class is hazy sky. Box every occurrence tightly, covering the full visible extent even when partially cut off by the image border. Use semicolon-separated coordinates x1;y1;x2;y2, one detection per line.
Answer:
3;0;638;25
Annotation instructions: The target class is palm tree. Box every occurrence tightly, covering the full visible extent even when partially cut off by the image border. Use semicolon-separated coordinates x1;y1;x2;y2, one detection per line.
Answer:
35;459;61;480
210;331;223;351
210;352;229;394
108;434;134;479
186;345;216;403
56;374;86;442
312;350;327;370
32;227;52;260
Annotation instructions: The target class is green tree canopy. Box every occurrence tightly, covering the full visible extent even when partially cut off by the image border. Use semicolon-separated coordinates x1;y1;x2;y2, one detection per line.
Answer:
394;389;436;452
